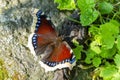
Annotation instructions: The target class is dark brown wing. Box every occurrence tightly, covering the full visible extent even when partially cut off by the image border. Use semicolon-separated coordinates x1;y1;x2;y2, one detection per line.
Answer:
43;41;72;62
32;12;57;55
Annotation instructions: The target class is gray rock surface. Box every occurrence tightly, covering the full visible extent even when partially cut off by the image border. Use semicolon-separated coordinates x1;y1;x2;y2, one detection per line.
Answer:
0;0;70;80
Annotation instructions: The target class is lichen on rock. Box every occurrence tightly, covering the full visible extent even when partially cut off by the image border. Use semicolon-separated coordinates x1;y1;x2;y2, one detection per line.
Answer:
0;0;65;80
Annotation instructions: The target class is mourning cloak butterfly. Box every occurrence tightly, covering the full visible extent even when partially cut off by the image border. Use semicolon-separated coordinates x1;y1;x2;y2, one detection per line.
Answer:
28;10;76;72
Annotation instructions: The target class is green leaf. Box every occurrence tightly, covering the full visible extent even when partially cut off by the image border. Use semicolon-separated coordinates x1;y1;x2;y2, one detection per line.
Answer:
77;0;95;11
85;58;91;64
100;46;116;58
100;20;119;37
85;49;96;64
117;35;120;51
73;40;83;60
114;54;120;68
101;35;115;49
100;65;117;79
111;73;120;80
98;1;113;14
89;25;100;36
80;9;99;26
92;57;101;67
54;0;76;10
100;20;119;49
90;41;101;54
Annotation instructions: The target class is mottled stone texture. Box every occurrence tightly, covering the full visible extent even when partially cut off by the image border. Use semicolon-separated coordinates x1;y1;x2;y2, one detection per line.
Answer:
0;0;93;80
0;0;70;80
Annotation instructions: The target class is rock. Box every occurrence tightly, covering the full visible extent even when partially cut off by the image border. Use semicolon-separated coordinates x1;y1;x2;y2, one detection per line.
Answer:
0;0;71;80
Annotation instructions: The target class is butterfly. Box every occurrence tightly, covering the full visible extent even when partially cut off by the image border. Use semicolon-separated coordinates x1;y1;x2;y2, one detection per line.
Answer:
28;10;76;72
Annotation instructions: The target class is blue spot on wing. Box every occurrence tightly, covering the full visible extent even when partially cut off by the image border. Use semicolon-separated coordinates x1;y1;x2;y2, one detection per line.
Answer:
70;57;76;64
36;10;42;17
35;10;42;32
32;34;38;49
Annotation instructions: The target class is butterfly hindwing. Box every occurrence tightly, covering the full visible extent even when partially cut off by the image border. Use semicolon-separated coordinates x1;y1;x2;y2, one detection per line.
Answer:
43;41;72;62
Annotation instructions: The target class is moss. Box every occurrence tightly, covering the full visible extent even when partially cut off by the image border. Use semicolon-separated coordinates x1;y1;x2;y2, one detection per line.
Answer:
12;71;26;80
0;59;26;80
0;59;9;80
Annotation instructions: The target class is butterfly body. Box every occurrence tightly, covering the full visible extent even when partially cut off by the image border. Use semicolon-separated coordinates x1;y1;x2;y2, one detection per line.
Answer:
28;10;76;72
